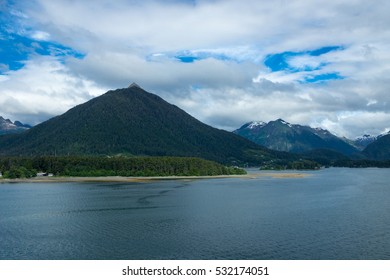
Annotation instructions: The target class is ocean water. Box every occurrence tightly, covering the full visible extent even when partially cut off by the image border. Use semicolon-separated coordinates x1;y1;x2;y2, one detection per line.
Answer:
0;168;389;260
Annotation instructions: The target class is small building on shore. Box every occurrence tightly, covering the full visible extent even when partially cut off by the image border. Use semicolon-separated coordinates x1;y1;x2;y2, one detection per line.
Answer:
37;172;53;177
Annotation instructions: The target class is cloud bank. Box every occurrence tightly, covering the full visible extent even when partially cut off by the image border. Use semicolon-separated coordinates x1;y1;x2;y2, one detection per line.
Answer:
1;0;390;138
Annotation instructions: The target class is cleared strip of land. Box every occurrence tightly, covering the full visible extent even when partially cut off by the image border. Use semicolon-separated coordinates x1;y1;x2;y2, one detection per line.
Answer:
0;172;310;183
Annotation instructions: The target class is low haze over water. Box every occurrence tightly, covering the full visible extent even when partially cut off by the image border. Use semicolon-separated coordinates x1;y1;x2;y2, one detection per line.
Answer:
0;168;389;260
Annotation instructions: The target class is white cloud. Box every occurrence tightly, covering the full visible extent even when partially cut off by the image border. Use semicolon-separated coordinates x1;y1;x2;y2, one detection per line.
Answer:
30;30;50;41
312;111;390;138
287;55;324;71
1;0;390;139
66;50;258;92
0;56;106;124
0;63;9;72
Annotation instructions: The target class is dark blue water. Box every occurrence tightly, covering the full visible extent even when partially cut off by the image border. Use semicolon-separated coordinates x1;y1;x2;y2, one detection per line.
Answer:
0;168;389;260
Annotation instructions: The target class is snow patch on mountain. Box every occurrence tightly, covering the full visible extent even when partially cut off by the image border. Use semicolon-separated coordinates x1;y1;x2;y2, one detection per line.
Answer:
279;119;292;128
248;121;266;129
0;116;31;134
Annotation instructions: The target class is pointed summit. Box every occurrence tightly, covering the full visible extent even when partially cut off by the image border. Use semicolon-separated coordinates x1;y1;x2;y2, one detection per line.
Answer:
128;82;141;89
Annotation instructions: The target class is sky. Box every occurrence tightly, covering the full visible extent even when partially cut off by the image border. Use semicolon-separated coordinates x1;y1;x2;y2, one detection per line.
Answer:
1;0;390;138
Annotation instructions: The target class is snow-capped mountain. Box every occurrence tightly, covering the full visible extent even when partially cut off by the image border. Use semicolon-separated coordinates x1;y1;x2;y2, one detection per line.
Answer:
353;134;379;150
353;131;390;150
0;116;31;135
234;119;359;156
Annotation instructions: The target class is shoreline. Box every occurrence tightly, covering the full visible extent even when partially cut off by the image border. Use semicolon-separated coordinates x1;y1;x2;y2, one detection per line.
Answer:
0;172;310;183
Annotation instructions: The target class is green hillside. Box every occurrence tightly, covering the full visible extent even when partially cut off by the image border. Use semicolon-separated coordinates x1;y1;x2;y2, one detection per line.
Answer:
363;134;390;160
0;85;286;166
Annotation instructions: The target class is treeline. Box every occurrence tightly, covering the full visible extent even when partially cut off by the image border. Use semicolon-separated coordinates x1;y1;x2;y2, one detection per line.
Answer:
0;156;246;179
259;159;321;170
333;159;390;168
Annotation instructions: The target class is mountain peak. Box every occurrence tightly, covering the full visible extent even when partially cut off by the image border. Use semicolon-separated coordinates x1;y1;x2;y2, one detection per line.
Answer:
356;134;374;140
0;116;30;135
247;121;266;129
128;82;141;89
275;119;292;127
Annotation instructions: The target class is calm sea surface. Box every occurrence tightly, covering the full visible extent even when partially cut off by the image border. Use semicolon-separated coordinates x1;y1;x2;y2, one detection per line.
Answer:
0;168;389;260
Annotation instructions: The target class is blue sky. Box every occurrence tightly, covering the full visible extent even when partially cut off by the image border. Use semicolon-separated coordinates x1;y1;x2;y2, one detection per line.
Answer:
264;46;344;82
1;0;390;138
0;3;83;72
0;33;83;72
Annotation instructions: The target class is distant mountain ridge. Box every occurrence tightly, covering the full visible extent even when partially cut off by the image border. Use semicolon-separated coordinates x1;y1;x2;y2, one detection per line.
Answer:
352;132;390;150
234;119;359;156
0;116;31;135
0;85;288;165
4;85;389;164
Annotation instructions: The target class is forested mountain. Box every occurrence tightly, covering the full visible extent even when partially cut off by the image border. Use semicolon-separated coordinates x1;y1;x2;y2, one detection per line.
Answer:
363;134;390;160
234;119;359;156
0;85;287;165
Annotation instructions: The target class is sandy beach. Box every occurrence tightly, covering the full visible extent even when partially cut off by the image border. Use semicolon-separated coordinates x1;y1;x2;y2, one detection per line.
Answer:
0;172;310;183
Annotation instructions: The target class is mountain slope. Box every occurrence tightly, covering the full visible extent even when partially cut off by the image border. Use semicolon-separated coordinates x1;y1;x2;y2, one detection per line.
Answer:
363;134;390;160
234;119;359;156
0;117;31;135
0;85;281;165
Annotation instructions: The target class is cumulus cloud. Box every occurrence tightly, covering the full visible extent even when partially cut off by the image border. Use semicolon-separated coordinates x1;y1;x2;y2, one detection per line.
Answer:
1;0;390;138
66;50;258;93
0;56;105;124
